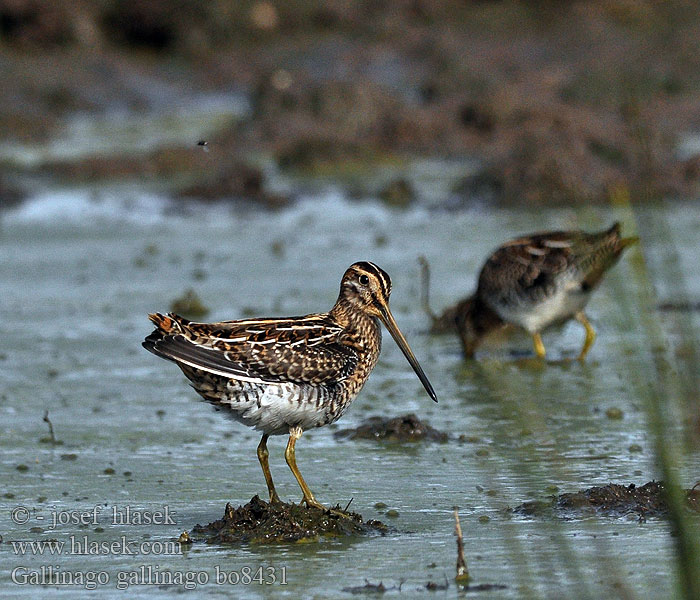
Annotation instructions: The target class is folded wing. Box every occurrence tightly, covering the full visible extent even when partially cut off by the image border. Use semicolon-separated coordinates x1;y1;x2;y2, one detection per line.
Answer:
143;312;358;386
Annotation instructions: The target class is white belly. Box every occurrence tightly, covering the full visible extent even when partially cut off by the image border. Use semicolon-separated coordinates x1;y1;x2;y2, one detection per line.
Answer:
496;285;591;333
214;381;350;436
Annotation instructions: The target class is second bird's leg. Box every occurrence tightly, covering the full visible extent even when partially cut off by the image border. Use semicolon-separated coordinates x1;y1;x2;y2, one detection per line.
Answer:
257;434;280;504
575;311;596;361
284;426;325;511
532;332;546;359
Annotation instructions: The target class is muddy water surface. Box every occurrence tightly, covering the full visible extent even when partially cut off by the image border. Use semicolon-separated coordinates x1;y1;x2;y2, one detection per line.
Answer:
1;190;699;598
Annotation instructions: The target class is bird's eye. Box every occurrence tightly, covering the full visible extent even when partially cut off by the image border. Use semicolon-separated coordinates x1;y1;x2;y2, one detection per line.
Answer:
359;274;369;286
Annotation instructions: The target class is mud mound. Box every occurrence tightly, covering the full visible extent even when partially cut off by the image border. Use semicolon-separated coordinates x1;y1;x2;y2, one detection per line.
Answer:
190;496;387;544
514;482;700;519
334;413;448;443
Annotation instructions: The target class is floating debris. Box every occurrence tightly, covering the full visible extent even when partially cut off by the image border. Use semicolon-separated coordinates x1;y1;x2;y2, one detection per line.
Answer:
334;413;448;443
425;577;449;591
512;482;700;519
343;580;394;594
657;301;700;312
190;496;387;544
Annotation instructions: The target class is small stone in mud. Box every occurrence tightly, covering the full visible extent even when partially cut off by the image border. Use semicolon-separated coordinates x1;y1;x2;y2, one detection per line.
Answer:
334;413;448;443
189;496;387;544
605;407;624;420
169;289;210;320
16;464;29;472
177;531;192;545
103;468;115;475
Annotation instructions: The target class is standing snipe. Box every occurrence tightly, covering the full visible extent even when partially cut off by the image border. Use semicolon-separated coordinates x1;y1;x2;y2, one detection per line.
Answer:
143;262;436;510
442;223;637;360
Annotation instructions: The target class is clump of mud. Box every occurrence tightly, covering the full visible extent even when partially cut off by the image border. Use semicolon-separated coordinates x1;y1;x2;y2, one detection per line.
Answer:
334;413;448;443
513;482;700;520
189;496;387;544
169;288;210;320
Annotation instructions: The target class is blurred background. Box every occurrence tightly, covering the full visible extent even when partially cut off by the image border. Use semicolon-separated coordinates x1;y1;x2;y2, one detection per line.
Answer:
2;0;700;207
2;2;700;599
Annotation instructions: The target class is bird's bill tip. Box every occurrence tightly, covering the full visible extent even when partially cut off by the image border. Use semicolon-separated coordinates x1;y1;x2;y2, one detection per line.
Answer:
378;306;437;403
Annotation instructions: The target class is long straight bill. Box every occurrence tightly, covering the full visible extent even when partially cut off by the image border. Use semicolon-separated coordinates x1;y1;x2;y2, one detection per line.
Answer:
379;306;438;402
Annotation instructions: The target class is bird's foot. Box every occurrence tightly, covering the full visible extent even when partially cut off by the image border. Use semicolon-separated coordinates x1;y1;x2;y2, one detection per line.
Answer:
302;497;355;519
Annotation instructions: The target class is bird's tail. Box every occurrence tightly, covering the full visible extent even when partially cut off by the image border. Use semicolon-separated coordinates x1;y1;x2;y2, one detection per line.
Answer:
143;312;192;357
147;312;190;335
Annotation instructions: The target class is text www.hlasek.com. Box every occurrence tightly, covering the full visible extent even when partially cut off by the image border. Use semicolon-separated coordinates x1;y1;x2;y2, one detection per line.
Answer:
11;536;181;557
11;565;288;590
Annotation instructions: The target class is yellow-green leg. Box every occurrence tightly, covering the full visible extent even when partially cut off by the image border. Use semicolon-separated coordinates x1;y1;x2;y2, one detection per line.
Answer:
285;426;325;510
257;434;280;504
532;332;546;359
575;311;596;361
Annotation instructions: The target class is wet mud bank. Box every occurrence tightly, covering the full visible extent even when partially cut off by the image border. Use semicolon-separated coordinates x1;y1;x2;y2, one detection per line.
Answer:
334;413;449;443
189;496;387;544
513;482;700;520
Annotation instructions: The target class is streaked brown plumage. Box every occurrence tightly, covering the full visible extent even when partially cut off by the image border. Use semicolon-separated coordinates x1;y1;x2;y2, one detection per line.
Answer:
424;223;637;360
143;261;436;510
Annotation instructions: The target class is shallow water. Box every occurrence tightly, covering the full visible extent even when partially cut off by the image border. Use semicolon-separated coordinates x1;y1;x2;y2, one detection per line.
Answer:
1;190;699;598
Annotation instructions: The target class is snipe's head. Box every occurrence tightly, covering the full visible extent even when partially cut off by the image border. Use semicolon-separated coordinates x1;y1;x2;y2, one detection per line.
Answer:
337;262;437;402
455;296;504;359
338;262;393;316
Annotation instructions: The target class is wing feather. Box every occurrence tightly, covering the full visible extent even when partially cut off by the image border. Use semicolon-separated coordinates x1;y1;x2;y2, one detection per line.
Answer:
143;313;357;386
